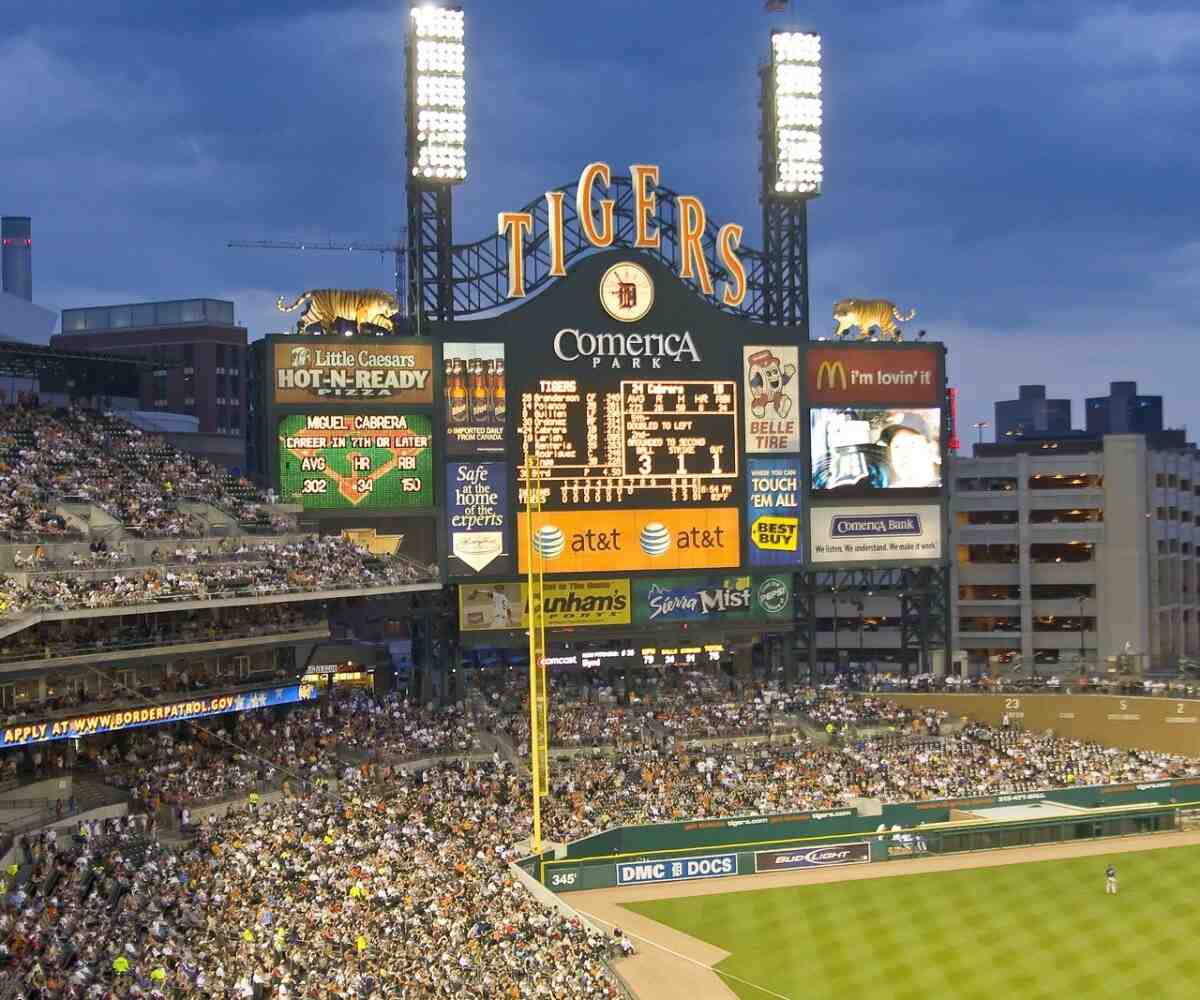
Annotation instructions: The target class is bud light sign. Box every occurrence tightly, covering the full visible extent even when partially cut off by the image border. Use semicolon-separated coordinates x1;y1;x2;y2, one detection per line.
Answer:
753;841;870;873
616;853;738;885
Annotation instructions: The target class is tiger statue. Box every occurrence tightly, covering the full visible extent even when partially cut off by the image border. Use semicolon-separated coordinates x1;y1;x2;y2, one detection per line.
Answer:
276;289;399;335
832;298;917;341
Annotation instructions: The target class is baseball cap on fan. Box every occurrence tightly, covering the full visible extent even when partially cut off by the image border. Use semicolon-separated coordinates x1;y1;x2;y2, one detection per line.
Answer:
879;411;932;442
879;411;939;488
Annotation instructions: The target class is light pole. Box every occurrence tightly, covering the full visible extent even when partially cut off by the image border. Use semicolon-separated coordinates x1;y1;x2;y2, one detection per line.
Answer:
972;420;990;447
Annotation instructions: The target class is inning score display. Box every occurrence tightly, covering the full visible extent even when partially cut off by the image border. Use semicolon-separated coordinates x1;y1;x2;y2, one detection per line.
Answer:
519;378;738;507
277;413;433;511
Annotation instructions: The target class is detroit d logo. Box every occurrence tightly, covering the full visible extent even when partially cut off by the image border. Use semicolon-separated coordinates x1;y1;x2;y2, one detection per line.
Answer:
600;262;654;323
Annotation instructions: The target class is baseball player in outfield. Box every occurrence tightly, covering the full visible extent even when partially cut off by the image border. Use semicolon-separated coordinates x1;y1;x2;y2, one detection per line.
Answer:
1105;864;1118;895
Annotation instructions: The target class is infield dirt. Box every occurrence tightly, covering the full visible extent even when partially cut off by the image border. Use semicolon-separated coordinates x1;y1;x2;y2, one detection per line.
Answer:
574;830;1200;1000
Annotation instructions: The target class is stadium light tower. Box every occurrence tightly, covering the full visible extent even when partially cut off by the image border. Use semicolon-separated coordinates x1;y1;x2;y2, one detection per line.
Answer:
406;4;466;328
769;31;823;197
408;5;466;184
760;29;822;330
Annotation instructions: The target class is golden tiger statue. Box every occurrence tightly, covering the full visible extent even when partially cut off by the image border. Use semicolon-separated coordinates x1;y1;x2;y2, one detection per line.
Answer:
276;289;399;335
832;298;917;341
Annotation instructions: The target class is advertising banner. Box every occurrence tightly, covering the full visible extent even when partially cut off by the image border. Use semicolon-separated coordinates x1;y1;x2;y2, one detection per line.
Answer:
516;508;739;574
743;345;800;453
809;504;943;563
810;407;943;492
0;684;319;748
615;853;738;886
807;346;941;406
444;342;506;456
753;842;870;873
273;341;434;406
747;458;802;566
277;413;433;510
458;579;631;631
633;574;792;625
446;462;511;575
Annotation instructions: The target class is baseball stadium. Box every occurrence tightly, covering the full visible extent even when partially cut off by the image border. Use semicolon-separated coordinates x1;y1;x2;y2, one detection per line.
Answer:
0;3;1197;1000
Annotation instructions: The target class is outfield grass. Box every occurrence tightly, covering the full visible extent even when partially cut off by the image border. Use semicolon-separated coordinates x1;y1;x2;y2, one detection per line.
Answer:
623;845;1200;1000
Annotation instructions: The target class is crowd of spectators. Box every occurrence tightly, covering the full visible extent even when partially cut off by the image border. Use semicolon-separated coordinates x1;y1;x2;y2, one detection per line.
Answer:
0;404;436;619
0;605;322;664
0;679;1198;995
59;690;483;813
0;536;432;617
0;405;275;541
0;773;620;998
861;671;1200;700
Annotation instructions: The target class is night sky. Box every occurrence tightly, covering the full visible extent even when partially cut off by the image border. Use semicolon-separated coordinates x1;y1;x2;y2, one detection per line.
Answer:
5;0;1199;440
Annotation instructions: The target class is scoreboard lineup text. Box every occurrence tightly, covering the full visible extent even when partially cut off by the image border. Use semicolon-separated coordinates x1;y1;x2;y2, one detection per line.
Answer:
518;377;738;506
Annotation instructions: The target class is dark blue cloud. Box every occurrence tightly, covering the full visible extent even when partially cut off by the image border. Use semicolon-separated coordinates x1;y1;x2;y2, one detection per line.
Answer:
4;0;1198;438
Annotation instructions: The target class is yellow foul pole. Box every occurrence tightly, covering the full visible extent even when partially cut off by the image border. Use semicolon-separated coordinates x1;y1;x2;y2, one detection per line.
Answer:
523;416;549;853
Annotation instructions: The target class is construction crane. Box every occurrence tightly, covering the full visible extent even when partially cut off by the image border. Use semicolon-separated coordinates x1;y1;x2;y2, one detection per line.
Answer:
227;238;407;313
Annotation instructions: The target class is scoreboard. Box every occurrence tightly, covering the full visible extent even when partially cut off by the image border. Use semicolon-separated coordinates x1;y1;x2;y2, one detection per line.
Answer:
277;413;433;511
519;377;738;507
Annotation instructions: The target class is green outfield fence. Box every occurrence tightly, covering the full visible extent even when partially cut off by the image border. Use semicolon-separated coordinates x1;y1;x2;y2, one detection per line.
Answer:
527;777;1200;893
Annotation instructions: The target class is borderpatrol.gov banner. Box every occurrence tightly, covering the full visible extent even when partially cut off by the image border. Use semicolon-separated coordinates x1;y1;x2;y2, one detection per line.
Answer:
0;684;319;748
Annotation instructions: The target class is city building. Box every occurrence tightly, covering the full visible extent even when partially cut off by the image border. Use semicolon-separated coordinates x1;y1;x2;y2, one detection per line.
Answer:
0;216;57;345
952;382;1196;675
52;298;248;459
1086;380;1163;436
1;216;32;302
994;384;1072;439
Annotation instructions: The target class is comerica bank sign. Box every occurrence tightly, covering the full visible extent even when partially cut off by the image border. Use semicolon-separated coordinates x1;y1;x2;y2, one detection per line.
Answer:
552;328;701;368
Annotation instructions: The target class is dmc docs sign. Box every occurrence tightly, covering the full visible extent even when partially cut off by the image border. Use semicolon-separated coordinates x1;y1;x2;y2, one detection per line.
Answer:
0;685;319;748
753;842;870;873
458;579;631;631
633;575;792;625
273;341;434;405
810;504;943;563
446;462;511;575
616;852;738;886
747;458;802;566
807;346;941;406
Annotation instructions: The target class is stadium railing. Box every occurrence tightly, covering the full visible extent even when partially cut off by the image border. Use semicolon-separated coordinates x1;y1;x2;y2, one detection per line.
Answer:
0;617;327;665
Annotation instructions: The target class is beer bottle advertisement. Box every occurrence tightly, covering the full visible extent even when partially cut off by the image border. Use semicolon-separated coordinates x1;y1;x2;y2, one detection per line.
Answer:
444;342;506;456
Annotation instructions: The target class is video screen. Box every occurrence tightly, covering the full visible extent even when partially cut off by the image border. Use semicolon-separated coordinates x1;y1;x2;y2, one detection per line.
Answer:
810;407;942;493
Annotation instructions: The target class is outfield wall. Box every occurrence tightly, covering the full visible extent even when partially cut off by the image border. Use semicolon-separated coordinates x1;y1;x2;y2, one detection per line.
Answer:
540;803;1185;892
884;693;1200;756
535;778;1200;892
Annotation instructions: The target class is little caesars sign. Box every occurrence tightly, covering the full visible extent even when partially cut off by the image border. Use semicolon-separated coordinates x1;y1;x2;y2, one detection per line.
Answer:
273;342;434;405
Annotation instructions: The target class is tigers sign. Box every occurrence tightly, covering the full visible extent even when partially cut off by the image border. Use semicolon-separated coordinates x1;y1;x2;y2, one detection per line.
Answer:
807;346;941;405
273;340;435;406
